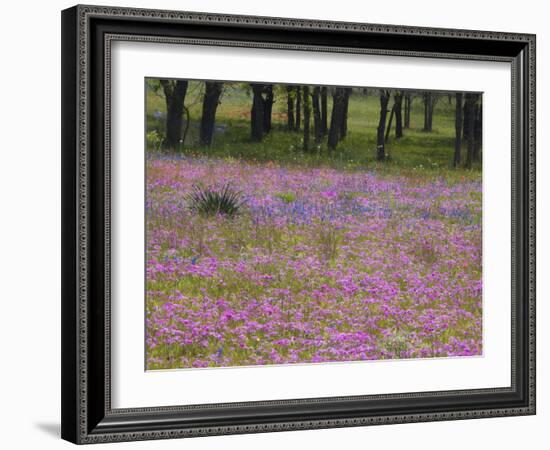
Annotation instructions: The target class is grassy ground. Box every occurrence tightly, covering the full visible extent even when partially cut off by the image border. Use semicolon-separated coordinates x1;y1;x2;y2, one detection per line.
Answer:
145;82;481;171
146;158;482;369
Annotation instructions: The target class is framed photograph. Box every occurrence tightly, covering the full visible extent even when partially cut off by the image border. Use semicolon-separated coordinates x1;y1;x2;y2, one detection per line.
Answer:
61;4;536;444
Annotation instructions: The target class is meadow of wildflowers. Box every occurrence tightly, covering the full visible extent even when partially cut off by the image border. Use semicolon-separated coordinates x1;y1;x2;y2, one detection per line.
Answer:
145;156;482;370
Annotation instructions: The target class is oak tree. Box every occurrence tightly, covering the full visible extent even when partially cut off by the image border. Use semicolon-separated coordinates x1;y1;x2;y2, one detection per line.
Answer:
160;79;189;150
199;82;223;147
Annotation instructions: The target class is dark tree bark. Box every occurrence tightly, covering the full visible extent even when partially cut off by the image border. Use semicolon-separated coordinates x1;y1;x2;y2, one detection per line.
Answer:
404;93;412;129
320;86;328;136
251;83;265;141
199;81;223;147
339;88;352;140
327;88;347;152
453;92;463;168
423;92;434;132
394;92;403;139
377;90;390;161
181;106;191;148
473;99;482;161
312;86;323;144
422;92;430;131
303;86;311;152
286;85;295;131
160;79;189;150
295;86;301;131
465;93;476;169
384;104;396;143
428;95;435;131
263;85;274;133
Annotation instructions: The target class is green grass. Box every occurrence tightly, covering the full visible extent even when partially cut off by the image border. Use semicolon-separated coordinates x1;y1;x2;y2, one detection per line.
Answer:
146;81;480;171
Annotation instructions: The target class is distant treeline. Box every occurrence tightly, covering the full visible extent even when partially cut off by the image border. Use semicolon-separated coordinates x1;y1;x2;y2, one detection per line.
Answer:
147;79;482;168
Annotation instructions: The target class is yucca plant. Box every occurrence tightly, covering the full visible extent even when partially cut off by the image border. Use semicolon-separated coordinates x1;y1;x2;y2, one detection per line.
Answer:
186;183;245;218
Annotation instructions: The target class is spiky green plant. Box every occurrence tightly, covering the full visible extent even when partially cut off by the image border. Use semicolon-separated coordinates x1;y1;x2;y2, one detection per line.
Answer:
186;183;244;218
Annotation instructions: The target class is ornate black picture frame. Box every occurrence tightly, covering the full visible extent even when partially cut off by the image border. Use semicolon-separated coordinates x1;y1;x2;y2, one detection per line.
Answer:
61;4;536;444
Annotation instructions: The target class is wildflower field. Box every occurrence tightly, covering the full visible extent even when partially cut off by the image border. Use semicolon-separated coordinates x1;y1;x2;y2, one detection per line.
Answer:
145;157;482;369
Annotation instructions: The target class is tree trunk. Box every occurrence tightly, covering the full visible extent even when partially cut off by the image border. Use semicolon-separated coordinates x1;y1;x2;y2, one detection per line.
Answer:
385;104;395;143
327;88;347;152
404;93;411;129
422;92;429;131
199;81;223;146
303;86;311;152
339;88;351;140
427;95;434;132
251;83;265;141
181;106;191;148
453;92;463;168
394;92;403;138
295;86;301;131
423;92;433;132
465;93;476;169
320;86;328;136
312;86;323;144
473;99;482;161
263;85;274;133
160;79;189;150
377;90;390;161
286;85;295;131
